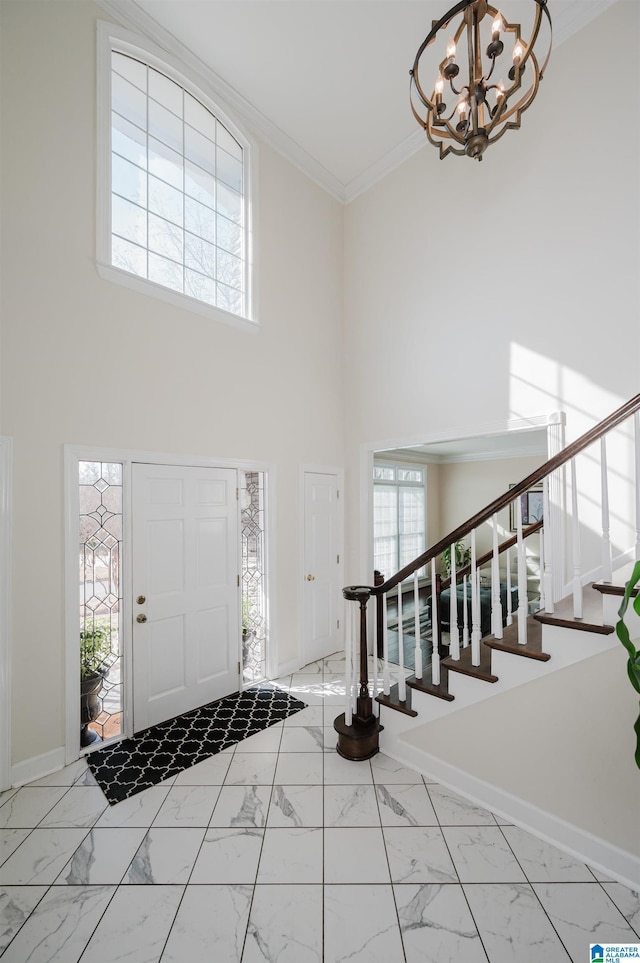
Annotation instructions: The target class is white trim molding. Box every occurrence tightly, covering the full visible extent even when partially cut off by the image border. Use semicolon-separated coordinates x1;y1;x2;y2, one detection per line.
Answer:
64;444;275;766
96;2;345;204
11;748;67;789
360;412;566;588
96;0;617;207
0;437;12;792
387;742;640;892
96;19;260;333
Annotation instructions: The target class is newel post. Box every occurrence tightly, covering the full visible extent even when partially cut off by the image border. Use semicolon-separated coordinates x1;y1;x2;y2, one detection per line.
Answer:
333;585;383;761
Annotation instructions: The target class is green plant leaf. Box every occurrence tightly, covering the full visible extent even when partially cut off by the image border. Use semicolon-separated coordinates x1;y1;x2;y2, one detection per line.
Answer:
616;561;640;764
618;560;640;618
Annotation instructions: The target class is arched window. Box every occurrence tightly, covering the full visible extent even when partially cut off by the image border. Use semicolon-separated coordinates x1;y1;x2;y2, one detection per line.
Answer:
97;23;255;330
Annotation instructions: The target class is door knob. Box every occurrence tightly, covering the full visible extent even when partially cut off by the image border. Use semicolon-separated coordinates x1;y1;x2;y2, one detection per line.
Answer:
306;574;315;581
136;613;147;623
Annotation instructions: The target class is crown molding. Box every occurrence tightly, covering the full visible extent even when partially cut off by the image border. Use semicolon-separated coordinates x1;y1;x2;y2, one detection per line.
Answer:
96;0;620;207
551;0;619;48
345;128;426;205
95;0;346;203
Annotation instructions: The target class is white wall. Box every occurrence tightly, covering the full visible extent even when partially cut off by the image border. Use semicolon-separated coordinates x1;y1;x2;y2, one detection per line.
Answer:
402;645;640;862
341;0;640;871
0;1;344;766
343;1;640;584
437;455;544;551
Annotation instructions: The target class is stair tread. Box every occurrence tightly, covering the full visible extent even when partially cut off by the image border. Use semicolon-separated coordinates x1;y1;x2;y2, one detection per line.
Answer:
484;617;550;661
407;663;455;701
376;682;418;717
593;562;640;598
534;583;614;635
442;644;498;683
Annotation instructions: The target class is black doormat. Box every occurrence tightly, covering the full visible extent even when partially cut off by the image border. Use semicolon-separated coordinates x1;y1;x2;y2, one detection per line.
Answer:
87;684;307;805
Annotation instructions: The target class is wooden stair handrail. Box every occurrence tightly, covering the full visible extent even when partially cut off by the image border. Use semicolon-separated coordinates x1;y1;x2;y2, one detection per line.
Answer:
371;392;640;596
440;519;543;590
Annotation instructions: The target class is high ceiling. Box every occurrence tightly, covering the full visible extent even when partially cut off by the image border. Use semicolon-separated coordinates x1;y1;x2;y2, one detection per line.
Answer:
104;0;617;201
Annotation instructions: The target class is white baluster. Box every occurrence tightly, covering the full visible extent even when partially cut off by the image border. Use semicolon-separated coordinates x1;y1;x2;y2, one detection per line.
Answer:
449;545;460;660
431;558;440;686
506;546;513;625
413;571;422;681
538;522;545;612
516;495;528;644
601;437;612;583
371;597;379;713
344;600;352;726
635;413;640;559
470;529;481;665
571;457;583;619
397;582;406;702
542;476;554;613
462;574;469;648
382;593;391;696
491;513;503;638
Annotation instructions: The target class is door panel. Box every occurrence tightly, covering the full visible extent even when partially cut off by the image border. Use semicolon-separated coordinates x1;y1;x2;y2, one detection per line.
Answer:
133;464;239;731
303;471;342;665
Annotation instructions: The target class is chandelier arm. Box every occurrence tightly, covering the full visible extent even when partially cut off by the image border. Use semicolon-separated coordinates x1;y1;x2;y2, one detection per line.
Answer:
412;0;476;75
486;53;541;130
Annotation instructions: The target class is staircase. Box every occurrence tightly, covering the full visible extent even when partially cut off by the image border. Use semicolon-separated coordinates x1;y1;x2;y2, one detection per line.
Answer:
334;393;640;888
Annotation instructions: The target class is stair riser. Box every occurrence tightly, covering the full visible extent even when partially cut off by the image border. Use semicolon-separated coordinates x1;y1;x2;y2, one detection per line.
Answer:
541;623;618;664
379;622;618;758
379;646;550;754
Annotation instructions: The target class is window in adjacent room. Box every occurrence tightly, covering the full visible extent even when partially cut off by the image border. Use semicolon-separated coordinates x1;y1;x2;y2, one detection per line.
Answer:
98;25;255;329
373;463;426;579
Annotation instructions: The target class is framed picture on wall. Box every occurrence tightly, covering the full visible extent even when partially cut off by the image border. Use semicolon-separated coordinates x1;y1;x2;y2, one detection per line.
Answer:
509;483;543;531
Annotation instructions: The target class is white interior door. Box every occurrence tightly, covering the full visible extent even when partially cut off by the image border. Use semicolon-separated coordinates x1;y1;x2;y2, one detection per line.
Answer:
132;463;239;731
303;471;342;665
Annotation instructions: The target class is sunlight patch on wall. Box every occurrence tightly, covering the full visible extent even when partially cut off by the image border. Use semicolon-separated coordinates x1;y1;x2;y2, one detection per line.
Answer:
509;342;636;571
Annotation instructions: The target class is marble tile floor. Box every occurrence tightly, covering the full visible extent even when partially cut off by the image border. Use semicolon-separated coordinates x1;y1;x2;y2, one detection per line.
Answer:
1;652;639;962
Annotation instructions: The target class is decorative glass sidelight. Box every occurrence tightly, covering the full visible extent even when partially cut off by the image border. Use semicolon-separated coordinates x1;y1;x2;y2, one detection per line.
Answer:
240;471;266;683
79;461;123;748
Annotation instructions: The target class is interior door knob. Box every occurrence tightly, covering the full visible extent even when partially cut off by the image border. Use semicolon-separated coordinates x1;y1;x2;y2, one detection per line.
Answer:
136;613;147;623
306;574;315;581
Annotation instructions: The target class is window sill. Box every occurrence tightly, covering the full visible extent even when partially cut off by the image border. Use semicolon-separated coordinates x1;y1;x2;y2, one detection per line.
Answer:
96;261;260;335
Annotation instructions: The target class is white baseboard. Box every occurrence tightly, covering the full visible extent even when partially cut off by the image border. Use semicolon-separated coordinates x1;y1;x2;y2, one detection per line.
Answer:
387;742;640;891
11;747;67;788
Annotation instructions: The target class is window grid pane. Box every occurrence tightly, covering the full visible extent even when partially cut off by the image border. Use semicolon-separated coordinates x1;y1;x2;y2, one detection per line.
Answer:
110;51;245;318
373;467;426;579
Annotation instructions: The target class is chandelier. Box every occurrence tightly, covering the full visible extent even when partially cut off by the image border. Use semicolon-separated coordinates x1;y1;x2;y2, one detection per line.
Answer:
410;0;552;160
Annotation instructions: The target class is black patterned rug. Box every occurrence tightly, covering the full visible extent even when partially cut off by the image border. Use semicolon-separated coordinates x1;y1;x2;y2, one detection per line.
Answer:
88;684;307;805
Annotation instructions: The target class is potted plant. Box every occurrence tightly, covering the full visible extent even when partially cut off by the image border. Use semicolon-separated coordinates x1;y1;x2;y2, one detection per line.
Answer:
616;560;640;769
241;597;255;669
80;621;111;747
442;540;472;577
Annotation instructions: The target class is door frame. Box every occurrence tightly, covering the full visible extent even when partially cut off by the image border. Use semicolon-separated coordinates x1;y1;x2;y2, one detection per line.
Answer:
360;412;566;591
64;445;273;766
0;437;12;791
299;465;344;668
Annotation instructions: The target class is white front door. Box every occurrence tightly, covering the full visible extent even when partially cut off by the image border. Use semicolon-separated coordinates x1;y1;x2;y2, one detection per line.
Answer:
303;471;342;665
132;464;240;731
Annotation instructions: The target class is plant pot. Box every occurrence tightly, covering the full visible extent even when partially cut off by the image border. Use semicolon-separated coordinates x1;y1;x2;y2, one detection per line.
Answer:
80;670;104;746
